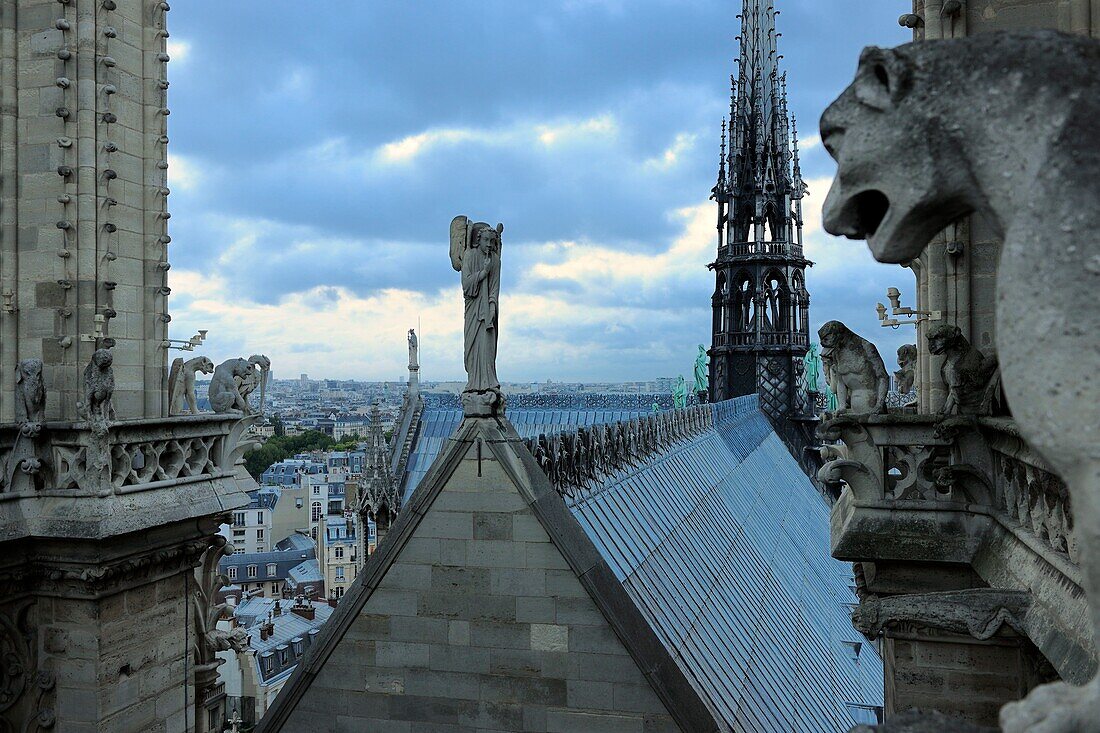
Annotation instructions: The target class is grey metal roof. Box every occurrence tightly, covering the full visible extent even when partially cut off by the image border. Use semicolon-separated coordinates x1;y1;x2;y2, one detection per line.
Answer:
564;396;883;731
220;544;316;582
286;559;323;584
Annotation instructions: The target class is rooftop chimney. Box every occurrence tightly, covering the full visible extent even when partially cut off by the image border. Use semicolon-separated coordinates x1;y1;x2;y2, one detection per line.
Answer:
290;601;316;621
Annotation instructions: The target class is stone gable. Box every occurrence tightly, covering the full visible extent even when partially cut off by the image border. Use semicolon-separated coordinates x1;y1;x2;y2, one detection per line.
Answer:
260;418;711;732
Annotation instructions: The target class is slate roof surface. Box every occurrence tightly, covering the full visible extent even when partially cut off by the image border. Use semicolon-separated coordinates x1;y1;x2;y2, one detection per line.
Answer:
564;396;883;730
219;544;316;582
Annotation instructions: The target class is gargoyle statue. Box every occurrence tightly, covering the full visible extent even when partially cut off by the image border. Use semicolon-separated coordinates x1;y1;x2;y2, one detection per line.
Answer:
820;30;1100;732
14;358;46;424
927;324;1000;416
82;348;116;425
168;356;214;415
818;320;889;413
208;358;256;414
895;344;917;395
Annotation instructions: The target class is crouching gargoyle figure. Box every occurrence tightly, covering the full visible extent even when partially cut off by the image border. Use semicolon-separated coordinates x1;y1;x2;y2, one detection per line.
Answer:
927;324;1001;416
819;320;889;414
820;30;1100;732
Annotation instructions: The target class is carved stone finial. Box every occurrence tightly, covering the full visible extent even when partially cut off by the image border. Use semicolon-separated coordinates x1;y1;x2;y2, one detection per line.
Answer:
818;321;889;414
450;216;505;417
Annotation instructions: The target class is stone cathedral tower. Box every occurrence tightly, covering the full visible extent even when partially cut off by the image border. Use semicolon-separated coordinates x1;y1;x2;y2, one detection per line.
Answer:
1;0;176;422
709;0;811;421
1;3;252;732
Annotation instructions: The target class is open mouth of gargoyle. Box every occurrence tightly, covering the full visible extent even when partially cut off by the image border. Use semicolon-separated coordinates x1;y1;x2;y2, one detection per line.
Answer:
850;189;889;239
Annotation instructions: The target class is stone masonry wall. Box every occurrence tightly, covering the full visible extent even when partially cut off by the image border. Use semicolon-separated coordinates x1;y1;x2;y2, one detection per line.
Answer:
884;630;1047;727
1;0;172;422
30;569;192;733
281;438;684;732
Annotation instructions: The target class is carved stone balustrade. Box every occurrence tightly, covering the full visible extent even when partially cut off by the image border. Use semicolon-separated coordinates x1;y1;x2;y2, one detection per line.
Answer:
0;413;255;732
0;412;256;560
819;413;1095;684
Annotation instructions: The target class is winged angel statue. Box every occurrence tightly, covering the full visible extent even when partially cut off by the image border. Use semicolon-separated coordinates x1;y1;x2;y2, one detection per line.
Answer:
450;215;505;417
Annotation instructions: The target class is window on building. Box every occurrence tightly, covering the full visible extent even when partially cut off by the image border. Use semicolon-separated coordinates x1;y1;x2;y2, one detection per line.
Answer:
233;512;245;526
247;565;257;579
267;563;277;577
256;511;263;524
271;582;279;595
334;546;344;560
334;586;344;599
256;529;264;541
227;566;237;580
313;485;320;495
232;529;245;538
335;567;345;581
311;527;317;541
311;502;322;521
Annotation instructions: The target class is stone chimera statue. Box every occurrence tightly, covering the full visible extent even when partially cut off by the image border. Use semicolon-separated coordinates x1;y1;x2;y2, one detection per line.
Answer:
818;320;889;414
927;324;1000;416
820;30;1100;731
168;356;214;416
894;344;916;395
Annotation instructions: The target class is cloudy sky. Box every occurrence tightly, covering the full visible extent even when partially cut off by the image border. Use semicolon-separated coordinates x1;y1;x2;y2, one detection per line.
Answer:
166;1;913;383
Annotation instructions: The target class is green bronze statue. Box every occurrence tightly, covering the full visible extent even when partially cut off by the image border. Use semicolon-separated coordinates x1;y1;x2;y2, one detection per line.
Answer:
693;345;709;403
803;343;823;394
673;375;688;409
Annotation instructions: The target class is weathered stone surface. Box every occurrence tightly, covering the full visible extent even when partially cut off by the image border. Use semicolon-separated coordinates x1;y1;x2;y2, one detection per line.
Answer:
260;417;715;732
819;320;889;413
851;709;997;732
821;29;1100;733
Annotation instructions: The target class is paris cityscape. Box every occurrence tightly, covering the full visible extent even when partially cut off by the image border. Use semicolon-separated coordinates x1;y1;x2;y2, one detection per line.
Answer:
1;2;1097;733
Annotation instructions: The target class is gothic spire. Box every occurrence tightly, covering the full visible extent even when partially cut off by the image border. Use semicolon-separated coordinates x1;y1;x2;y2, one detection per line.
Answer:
707;0;812;417
358;403;400;543
718;0;798;215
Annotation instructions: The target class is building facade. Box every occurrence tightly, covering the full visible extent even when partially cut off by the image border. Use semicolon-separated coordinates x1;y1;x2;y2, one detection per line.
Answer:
812;2;1100;729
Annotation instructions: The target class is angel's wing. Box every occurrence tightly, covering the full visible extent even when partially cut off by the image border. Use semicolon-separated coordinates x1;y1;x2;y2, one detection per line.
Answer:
449;215;469;271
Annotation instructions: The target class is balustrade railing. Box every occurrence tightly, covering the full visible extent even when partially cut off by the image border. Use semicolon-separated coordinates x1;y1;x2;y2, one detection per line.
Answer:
713;331;809;348
818;414;1078;565
0;413;256;498
718;241;805;259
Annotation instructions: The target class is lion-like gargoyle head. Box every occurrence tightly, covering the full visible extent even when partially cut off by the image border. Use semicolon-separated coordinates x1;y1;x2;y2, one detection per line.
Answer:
197;356;215;374
820;44;978;263
897;344;917;366
926;323;963;356
821;31;1100;265
818;320;851;350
